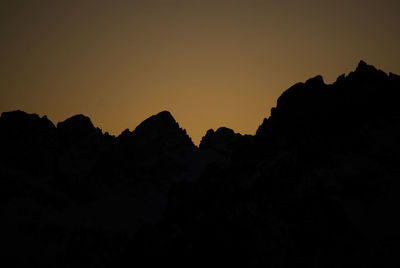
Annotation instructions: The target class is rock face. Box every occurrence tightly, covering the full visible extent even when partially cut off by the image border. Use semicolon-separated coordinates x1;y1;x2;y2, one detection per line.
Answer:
200;127;240;155
199;127;254;162
0;110;57;177
116;110;195;160
113;111;196;184
257;61;400;156
1;61;400;267
55;115;112;201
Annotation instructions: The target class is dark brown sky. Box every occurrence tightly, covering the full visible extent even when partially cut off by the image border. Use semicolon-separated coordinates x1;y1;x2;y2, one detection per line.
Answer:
1;0;400;144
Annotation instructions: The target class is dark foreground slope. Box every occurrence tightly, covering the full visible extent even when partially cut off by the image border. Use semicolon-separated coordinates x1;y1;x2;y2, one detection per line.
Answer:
1;61;400;267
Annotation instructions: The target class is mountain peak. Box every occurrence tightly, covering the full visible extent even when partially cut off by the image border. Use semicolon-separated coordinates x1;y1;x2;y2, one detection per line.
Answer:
134;110;178;133
57;114;94;130
0;110;55;129
305;75;325;87
153;110;176;124
199;127;242;153
157;110;174;118
355;60;378;73
124;110;195;148
56;114;100;141
357;60;367;68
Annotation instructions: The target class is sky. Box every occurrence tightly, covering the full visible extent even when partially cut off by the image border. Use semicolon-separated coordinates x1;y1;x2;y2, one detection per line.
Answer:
1;0;400;144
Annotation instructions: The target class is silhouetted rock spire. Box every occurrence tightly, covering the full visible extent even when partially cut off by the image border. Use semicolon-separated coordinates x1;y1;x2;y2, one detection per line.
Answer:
134;111;177;133
355;60;377;73
118;110;195;150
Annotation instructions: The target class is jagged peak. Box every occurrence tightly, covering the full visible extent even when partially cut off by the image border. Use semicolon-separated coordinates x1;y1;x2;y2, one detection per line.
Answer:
119;128;131;136
205;129;215;135
151;110;176;123
199;127;241;150
276;74;327;111
305;75;325;86
157;110;174;119
56;114;102;141
334;73;346;84
205;127;237;136
355;60;378;73
334;61;390;85
57;114;94;130
357;60;368;69
134;110;178;133
0;110;55;129
344;60;389;84
123;110;195;148
1;109;31;118
2;110;42;121
256;60;400;139
204;127;236;136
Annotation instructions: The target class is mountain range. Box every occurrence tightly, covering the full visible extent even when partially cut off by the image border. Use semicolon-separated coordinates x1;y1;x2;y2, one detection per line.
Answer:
1;61;400;267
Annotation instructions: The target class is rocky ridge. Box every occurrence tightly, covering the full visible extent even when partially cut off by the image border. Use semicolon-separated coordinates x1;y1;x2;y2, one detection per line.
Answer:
1;61;400;267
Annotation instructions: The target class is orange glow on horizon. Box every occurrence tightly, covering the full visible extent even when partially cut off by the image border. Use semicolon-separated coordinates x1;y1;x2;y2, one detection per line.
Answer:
1;0;400;144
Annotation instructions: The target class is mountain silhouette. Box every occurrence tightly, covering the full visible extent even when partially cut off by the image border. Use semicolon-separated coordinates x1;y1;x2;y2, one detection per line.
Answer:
1;61;400;267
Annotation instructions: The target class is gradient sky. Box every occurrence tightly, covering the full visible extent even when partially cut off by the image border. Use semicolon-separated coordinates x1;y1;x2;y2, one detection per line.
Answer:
1;0;400;144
